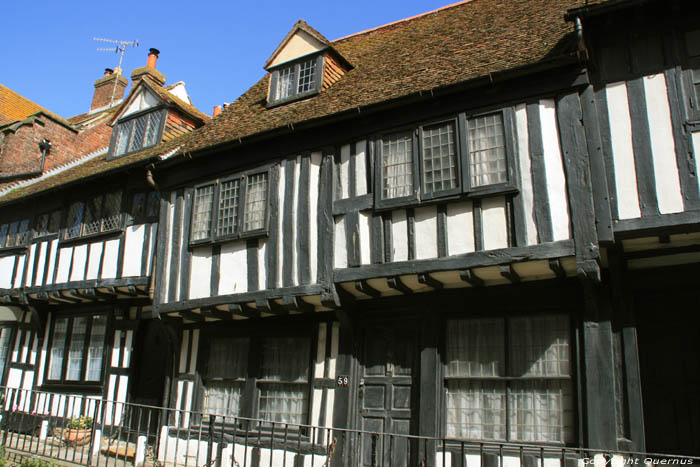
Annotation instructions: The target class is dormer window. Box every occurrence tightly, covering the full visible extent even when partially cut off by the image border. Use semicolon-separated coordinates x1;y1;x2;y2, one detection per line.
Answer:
268;55;324;106
108;87;167;159
114;110;164;156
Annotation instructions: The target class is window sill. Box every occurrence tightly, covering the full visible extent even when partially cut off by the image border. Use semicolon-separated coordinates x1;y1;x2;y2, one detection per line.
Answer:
372;185;519;213
39;383;104;394
60;229;123;247
190;230;269;249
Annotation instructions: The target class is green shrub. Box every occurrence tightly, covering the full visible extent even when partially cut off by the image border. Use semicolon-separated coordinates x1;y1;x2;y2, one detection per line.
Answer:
67;415;92;430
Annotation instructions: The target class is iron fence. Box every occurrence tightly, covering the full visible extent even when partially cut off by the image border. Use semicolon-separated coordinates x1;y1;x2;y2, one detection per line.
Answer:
0;387;697;467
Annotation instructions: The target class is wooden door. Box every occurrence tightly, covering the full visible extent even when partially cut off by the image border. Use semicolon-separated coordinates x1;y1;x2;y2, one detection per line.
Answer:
358;323;418;466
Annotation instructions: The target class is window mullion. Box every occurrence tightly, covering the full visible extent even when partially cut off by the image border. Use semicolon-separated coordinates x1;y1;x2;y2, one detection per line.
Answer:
413;129;421;200
81;317;94;381
237;176;247;236
458;113;472;192
59;317;73;383
211;182;222;240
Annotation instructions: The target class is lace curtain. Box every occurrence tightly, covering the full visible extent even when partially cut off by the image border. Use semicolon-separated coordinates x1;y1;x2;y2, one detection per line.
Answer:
445;315;573;443
0;328;12;382
203;338;249;418
86;316;107;381
382;132;414;199
48;318;69;380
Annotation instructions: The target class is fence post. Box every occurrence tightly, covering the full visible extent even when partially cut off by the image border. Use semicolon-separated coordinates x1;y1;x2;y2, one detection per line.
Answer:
206;414;215;467
371;433;378;467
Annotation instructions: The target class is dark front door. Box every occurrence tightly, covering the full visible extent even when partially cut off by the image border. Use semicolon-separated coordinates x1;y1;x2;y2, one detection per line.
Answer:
359;322;418;466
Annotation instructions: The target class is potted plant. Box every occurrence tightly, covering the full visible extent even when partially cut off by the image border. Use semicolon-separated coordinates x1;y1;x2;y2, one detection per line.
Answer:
63;416;93;446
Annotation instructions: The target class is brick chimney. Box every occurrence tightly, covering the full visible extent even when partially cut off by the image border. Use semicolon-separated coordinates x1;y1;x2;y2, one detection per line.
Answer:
131;48;166;87
91;67;128;111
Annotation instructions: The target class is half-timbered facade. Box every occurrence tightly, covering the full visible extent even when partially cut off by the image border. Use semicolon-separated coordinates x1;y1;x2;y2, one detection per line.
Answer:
0;49;208;425
0;0;698;465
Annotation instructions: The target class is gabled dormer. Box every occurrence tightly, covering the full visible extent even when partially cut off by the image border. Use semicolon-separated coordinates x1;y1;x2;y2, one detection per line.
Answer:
107;48;209;160
265;20;352;107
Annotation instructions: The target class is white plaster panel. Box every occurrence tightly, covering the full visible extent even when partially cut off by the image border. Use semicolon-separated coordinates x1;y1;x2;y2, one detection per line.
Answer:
24;244;36;286
0;256;14;288
392;209;408;261
355;140;368;195
314;323;327;379
147;224;158;276
482;196;509;250
339;144;350;199
55;247;72;283
21;330;30;363
607;82;642;219
218;240;248;295
415;206;438;259
276;162;285;288
36;314;50;387
645;74;684;214
13;255;25;288
33;242;47;286
101;239;120;279
86;242;103;280
189;246;212;299
123;225;146;277
179;330;190;373
539;99;571;240
117;375;128;403
69;244;88;281
693;132;700;197
291;156;300;286
515;104;539;245
45;239;58;285
189;330;199;375
7;368;21;388
162;192;176;301
446;201;474;255
269;29;325;67
122;89;159;117
325;322;340;429
111;331;121;367
122;330;133;368
257;238;267;291
358;211;372;265
333;215;347;269
309;152;321;283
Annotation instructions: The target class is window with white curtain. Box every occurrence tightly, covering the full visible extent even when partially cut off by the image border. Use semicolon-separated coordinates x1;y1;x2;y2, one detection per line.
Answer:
46;314;107;384
201;335;311;425
445;315;573;443
0;327;14;381
468;113;508;187
268;55;323;105
190;168;270;244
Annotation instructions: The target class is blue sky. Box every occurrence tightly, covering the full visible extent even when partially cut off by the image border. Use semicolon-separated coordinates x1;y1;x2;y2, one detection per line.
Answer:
3;1;450;119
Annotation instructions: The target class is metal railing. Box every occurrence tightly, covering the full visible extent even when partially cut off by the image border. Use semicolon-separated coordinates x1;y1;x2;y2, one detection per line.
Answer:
0;387;698;467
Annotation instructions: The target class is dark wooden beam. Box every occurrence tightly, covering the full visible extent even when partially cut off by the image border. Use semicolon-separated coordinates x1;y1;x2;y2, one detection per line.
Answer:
355;280;381;298
228;304;260;319
499;265;521;283
73;288;97;300
282;296;315;313
255;299;288;316
548;259;566;280
201;307;234;321
180;310;206;322
49;291;81;304
459;269;484;287
387;276;413;295
417;273;443;290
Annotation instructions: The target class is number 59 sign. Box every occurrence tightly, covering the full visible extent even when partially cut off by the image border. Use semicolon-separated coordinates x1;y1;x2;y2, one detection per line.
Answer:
336;375;349;387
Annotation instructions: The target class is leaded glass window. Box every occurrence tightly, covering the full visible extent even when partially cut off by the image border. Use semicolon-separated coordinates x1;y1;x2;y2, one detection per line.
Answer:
217;180;240;236
445;315;573;443
63;191;122;239
3;219;30;248
85;316;107;381
0;328;12;381
422;122;458;194
243;173;267;231
382;132;414;200
192;185;215;241
276;67;295;101
35;210;60;238
66;317;87;381
113;110;164;158
468;113;507;187
297;59;316;94
132;191;160;220
48;318;68;381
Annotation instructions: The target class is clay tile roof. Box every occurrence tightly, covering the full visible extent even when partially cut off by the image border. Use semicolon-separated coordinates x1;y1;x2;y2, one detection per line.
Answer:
179;0;588;157
0;83;61;126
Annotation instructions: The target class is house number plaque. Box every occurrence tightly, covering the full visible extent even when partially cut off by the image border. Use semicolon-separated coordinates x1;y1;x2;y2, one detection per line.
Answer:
336;375;349;387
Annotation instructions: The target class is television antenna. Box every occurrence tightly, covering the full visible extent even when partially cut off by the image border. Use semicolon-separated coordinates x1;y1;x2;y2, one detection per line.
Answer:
94;37;139;107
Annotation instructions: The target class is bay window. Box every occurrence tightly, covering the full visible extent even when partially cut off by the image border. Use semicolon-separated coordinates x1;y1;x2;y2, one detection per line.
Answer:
445;314;574;443
0;218;30;249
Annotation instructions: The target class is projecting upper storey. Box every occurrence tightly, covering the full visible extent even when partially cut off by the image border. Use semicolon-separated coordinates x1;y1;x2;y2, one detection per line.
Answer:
151;0;602;319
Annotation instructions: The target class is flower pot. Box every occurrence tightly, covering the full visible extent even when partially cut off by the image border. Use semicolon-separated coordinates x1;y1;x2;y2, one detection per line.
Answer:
64;428;92;446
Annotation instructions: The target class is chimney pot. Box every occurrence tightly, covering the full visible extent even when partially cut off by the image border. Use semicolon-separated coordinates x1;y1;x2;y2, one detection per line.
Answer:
104;68;114;77
213;105;222;117
147;48;160;69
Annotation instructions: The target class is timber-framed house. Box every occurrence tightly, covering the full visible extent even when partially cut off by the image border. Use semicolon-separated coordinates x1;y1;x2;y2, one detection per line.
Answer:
0;0;698;465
